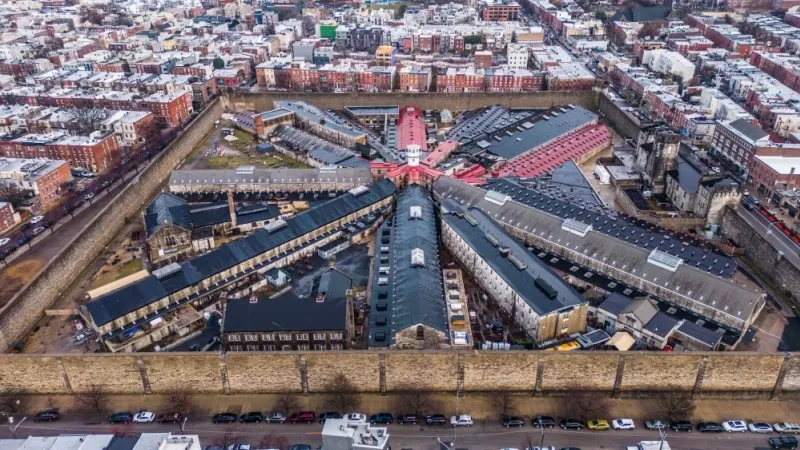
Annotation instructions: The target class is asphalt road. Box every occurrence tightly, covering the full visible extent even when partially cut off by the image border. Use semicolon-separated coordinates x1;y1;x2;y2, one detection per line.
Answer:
735;204;800;270
0;416;789;450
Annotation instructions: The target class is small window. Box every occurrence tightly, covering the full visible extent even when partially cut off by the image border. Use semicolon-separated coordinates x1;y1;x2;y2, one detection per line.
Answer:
228;335;241;342
262;333;274;341
416;325;424;340
330;332;343;340
281;345;292;351
313;332;326;341
279;333;292;341
297;333;309;341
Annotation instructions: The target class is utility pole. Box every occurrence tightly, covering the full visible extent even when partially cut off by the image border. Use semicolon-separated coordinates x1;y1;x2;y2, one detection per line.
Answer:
8;416;27;439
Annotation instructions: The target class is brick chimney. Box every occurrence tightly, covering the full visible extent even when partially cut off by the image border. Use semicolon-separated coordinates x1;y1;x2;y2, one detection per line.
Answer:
228;191;237;227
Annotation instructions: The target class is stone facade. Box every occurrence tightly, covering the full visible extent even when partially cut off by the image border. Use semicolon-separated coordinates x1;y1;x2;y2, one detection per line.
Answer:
1;352;796;400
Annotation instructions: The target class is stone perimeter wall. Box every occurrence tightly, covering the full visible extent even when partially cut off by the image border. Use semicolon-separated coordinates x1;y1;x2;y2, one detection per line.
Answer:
0;351;797;400
0;99;224;352
223;90;599;113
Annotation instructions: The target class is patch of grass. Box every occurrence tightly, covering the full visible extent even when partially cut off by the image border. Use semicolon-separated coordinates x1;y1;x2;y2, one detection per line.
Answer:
90;258;143;289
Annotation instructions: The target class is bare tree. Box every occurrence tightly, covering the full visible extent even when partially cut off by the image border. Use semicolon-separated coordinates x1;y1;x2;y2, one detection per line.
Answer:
258;433;289;450
0;389;26;415
394;391;438;417
273;393;299;416
562;393;609;421
74;384;108;413
656;392;695;423
0;184;31;209
491;391;518;420
69;108;109;135
165;388;194;415
326;374;360;412
211;424;242;449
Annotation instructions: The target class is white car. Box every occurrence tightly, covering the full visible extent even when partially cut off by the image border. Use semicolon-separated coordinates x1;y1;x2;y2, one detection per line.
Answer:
133;412;156;423
0;238;9;247
774;422;800;434
612;418;635;430
748;422;774;433
450;414;473;427
347;413;367;424
30;216;43;224
722;420;747;432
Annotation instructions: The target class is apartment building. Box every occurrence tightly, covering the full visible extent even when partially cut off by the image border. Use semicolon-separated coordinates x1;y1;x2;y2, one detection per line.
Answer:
0;130;119;173
0;202;17;233
545;62;596;91
0;157;71;208
641;49;696;82
399;65;432;92
480;2;520;21
710;118;770;177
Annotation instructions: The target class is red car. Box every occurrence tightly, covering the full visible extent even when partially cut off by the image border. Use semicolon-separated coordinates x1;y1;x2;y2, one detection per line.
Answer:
158;413;182;424
290;411;316;424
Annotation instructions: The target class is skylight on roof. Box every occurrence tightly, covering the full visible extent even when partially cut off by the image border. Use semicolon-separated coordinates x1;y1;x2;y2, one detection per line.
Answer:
561;218;592;237
485;190;510;206
411;248;425;267
647;249;683;272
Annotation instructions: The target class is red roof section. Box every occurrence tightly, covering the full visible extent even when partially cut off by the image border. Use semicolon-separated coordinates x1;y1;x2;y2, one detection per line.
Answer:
397;106;428;151
422;140;459;167
495;124;611;178
453;164;487;179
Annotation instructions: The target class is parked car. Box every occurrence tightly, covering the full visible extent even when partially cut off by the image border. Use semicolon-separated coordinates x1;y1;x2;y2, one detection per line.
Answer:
750;422;775;433
770;436;799;449
157;413;182;424
774;423;800;434
425;414;448;425
30;216;43;224
289;412;316;424
240;412;263;423
212;413;238;424
32;227;45;236
502;416;525;428
370;413;393;425
318;412;341;424
0;238;9;247
559;419;584;430
132;412;156;423
532;416;556;428
108;412;134;424
347;413;367;424
84;193;94;200
645;420;666;430
670;420;693;432
264;412;287;424
33;410;60;422
722;420;747;432
586;420;609;431
612;418;635;430
450;415;473;427
397;414;418;425
697;422;724;433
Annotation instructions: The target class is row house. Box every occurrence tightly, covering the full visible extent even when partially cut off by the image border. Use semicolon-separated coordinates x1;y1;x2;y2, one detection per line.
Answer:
399;65;432;92
0;130;120;173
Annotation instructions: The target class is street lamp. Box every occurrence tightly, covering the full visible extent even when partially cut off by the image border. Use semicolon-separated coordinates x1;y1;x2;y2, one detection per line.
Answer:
179;417;188;434
8;416;27;439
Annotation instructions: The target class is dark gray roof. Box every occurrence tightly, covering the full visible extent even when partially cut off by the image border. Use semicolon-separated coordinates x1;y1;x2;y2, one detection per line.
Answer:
486;168;603;214
677;319;723;348
106;437;139;450
260;108;293;121
443;205;586;316
432;176;762;328
729;118;769;142
223;268;351;332
631;6;670;21
446;106;537;144
144;192;191;237
369;186;447;347
598;292;633;316
344;105;399;116
621;298;659;324
86;179;396;327
644;311;679;338
338;155;371;168
669;155;702;195
236;203;279;225
478;177;737;278
190;202;230;228
576;328;611;347
459;106;598;160
169;167;374;188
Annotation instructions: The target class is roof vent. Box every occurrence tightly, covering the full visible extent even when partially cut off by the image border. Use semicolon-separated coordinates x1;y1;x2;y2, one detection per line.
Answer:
485;233;500;247
410;205;422;219
249;295;258;304
509;254;527;271
264;219;287;233
535;277;558;299
464;214;478;226
647;249;683;272
561;218;592;237
235;165;255;175
349;185;369;196
152;262;181;279
411;248;425;267
485;190;510;206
